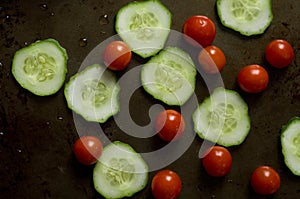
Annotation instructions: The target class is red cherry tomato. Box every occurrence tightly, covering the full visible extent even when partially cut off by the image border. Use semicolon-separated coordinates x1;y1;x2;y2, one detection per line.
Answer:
155;109;185;142
103;40;132;71
182;15;216;47
265;39;294;68
198;45;226;74
237;64;269;93
73;136;103;165
202;146;232;177
151;170;182;199
251;166;280;195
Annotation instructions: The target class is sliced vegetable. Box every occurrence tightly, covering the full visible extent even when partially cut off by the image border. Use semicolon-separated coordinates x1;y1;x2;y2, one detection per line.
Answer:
216;0;273;36
64;64;120;123
281;117;300;176
265;39;294;68
182;15;216;47
141;47;196;106
202;146;232;177
93;141;148;199
193;87;250;147
73;136;103;165
12;38;68;96
115;0;172;58
151;170;182;199
251;166;280;195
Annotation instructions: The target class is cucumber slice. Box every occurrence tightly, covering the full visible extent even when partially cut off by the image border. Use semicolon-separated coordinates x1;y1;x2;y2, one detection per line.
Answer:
64;64;120;123
115;0;172;58
12;38;68;96
193;87;250;147
141;46;196;106
281;117;300;176
216;0;273;36
93;141;148;199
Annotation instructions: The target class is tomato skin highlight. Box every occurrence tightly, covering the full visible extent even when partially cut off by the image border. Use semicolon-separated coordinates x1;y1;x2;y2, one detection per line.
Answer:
265;39;294;68
198;45;226;74
237;64;269;93
251;166;280;195
73;136;103;165
155;109;185;142
182;15;216;47
202;146;232;177
103;40;132;71
151;170;182;199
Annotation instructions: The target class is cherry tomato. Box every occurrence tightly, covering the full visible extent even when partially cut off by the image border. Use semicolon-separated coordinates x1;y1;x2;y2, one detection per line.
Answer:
155;109;185;142
103;40;132;71
251;166;280;195
151;170;182;199
202;146;232;177
237;64;269;93
198;45;226;74
73;136;103;165
265;39;294;68
182;15;216;47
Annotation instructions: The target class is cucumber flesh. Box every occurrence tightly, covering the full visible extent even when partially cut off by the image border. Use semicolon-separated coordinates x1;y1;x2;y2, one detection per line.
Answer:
64;64;120;123
216;0;273;36
93;141;148;199
12;38;68;96
115;0;172;58
141;46;196;106
193;87;250;147
281;117;300;176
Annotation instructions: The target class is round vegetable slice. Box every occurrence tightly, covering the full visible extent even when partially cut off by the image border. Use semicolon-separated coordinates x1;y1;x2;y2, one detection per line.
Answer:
115;0;172;58
193;87;250;147
12;38;68;96
141;47;196;106
216;0;273;36
281;117;300;176
64;64;120;123
93;141;148;199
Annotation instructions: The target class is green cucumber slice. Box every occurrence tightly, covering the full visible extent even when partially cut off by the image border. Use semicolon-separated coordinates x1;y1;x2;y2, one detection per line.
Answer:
281;117;300;176
193;87;250;147
216;0;273;36
93;141;148;199
64;64;120;123
141;46;196;106
12;38;68;96
115;0;172;58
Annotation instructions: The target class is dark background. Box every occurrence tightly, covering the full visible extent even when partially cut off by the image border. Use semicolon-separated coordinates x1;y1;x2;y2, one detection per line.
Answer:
0;0;300;198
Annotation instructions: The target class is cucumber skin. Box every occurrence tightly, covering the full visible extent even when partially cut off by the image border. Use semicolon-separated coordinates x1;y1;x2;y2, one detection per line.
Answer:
193;87;250;147
281;117;300;176
12;38;68;96
115;0;172;58
93;141;149;199
64;64;120;123
216;0;273;36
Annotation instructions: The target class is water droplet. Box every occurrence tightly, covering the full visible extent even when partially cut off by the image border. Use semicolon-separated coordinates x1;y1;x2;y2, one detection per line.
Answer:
79;38;87;47
99;14;109;25
40;4;48;10
46;121;51;126
0;62;3;67
17;149;22;153
57;116;63;120
50;12;55;16
0;132;4;136
5;15;11;23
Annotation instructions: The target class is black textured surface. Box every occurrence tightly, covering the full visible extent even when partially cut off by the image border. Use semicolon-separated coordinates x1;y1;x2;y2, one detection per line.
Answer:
1;0;300;198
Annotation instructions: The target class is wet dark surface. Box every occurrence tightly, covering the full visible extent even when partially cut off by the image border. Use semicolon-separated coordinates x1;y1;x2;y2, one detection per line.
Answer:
0;0;300;198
